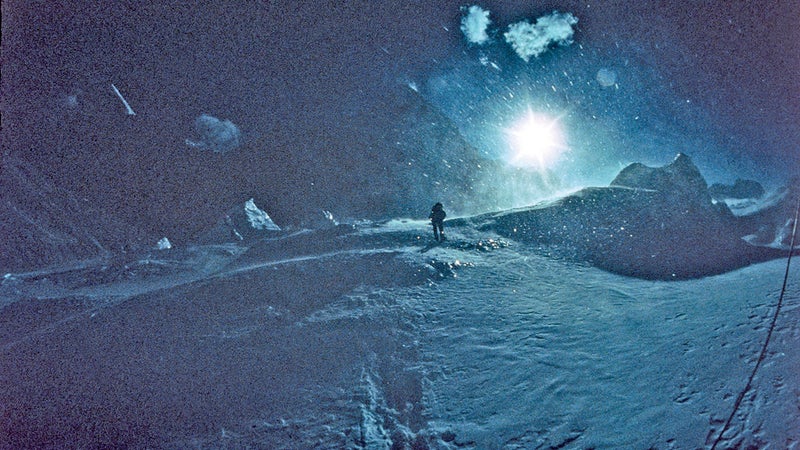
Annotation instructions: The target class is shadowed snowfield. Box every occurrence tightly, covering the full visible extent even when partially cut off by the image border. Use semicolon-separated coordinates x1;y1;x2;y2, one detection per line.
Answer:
2;218;798;449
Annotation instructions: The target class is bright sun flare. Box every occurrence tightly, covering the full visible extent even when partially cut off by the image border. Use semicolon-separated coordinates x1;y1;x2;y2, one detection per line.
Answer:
506;111;567;169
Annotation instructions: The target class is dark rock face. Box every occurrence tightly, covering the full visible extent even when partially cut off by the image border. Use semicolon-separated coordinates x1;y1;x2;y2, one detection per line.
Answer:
3;78;497;270
610;153;713;209
470;154;789;280
4;81;493;247
0;156;148;272
709;179;765;200
371;87;501;219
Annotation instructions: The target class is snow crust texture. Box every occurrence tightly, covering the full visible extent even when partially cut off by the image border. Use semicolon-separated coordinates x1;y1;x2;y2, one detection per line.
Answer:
1;217;798;449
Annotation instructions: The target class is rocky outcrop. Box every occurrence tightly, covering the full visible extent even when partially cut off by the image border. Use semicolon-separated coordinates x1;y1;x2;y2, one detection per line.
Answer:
468;154;790;280
610;153;712;208
709;179;765;200
197;198;283;244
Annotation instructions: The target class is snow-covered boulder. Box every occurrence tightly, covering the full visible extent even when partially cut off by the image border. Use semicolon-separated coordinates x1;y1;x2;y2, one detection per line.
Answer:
245;199;281;231
155;237;172;250
197;197;282;244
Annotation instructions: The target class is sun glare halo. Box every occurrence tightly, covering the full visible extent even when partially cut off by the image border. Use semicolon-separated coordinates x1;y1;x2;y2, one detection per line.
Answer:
506;111;567;170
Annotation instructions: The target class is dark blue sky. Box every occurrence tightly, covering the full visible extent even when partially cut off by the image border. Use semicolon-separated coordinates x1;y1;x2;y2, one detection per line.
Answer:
2;1;798;237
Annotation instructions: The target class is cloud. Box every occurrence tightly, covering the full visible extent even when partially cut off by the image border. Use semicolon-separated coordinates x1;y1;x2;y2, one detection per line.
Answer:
461;5;492;45
503;11;578;62
186;114;241;153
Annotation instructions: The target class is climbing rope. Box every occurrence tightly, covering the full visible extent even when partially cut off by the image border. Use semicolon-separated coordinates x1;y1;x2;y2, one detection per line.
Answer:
711;195;800;449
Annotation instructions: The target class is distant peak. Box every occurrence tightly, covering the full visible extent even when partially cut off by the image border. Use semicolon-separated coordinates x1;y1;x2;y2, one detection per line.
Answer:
609;153;711;205
668;153;697;171
673;152;692;163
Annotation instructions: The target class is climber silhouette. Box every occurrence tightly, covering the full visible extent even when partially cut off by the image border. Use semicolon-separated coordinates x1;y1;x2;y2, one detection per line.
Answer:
429;202;446;242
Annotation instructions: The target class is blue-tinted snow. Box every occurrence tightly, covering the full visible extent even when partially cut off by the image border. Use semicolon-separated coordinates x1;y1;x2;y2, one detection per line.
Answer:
1;218;797;448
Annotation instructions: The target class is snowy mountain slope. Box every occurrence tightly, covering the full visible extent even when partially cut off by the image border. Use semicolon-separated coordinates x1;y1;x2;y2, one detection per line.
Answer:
0;156;154;273
1;216;798;449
